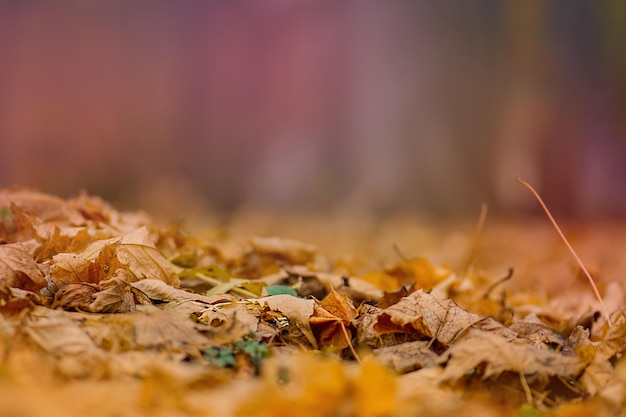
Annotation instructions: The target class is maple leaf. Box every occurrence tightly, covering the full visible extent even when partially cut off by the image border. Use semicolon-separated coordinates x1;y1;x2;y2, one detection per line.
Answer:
0;203;49;244
373;340;440;373
0;188;86;225
0;243;47;293
373;289;514;347
440;329;585;403
310;287;358;357
51;272;150;313
49;227;178;287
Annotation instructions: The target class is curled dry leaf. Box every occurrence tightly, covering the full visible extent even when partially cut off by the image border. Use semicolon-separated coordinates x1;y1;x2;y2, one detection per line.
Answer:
52;271;149;313
116;227;179;285
310;287;357;351
0;243;47;292
49;227;178;287
256;294;317;348
0;188;85;225
131;278;236;305
0;203;49;244
196;302;259;347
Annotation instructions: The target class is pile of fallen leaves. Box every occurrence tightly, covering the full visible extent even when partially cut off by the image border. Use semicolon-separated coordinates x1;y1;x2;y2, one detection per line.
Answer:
1;187;626;417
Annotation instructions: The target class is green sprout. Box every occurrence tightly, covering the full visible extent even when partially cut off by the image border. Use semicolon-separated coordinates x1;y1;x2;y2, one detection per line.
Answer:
203;334;269;374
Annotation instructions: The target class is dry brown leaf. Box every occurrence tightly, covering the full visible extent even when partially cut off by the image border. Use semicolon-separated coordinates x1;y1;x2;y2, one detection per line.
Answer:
75;304;212;353
21;307;106;378
373;340;440;373
51;272;145;313
0;243;47;292
373;289;497;347
250;236;317;265
34;226;94;262
116;227;179;285
440;329;584;384
196;302;260;346
49;227;178;287
0;188;86;225
49;242;126;286
355;304;426;350
310;287;357;351
386;257;450;290
132;278;236;305
509;313;567;347
0;202;49;244
256;294;317;348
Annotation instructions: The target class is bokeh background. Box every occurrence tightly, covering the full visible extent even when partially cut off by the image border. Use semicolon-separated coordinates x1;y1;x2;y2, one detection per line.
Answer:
1;1;625;218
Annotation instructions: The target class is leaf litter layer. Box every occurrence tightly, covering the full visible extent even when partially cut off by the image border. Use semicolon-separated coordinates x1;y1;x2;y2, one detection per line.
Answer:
1;187;626;416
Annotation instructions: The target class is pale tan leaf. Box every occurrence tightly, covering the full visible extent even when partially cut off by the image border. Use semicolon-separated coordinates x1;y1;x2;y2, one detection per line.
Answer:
131;278;236;305
116;227;179;286
196;302;259;346
256;294;317;347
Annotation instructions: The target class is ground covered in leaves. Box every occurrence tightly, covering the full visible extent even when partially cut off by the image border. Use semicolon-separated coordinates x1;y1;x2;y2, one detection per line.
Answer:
2;187;626;417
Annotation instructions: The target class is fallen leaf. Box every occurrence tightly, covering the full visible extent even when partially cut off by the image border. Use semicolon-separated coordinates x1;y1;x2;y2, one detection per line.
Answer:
509;313;567;348
440;329;584;394
51;271;145;313
373;289;505;347
49;227;178;287
132;278;236;305
0;243;47;292
310;287;357;352
195;302;259;346
250;236;317;265
255;294;317;348
0;188;85;225
373;340;440;373
387;257;450;290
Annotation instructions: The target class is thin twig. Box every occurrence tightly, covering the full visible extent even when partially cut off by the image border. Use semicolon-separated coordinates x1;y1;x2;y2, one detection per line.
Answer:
515;176;612;326
482;268;514;299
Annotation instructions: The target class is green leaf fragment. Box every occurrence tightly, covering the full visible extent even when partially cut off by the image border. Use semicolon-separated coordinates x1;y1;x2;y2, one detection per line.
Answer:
202;336;269;373
0;206;13;224
203;347;237;368
518;404;541;417
265;285;298;297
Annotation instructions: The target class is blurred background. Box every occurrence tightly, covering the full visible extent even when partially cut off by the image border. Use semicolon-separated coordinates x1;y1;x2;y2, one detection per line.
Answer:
1;1;625;219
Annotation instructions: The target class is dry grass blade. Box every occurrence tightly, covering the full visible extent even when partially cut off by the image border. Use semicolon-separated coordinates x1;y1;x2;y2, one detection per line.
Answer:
515;176;612;326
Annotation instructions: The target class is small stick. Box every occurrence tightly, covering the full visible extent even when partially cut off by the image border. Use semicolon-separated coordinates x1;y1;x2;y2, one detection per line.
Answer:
515;176;612;326
482;267;514;299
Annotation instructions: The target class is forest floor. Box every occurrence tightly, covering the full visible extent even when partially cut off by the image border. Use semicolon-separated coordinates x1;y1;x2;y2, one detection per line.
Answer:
1;188;626;417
